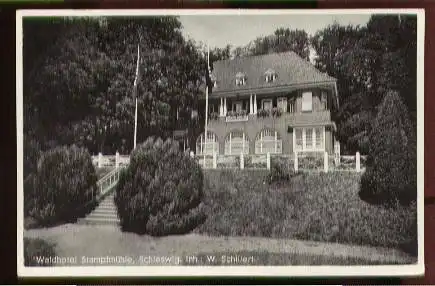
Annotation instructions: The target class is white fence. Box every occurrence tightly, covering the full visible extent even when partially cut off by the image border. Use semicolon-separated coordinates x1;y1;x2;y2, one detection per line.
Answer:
92;152;130;168
93;152;366;173
195;152;366;173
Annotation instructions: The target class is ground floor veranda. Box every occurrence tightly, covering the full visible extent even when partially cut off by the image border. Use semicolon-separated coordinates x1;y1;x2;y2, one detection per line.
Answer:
194;124;335;156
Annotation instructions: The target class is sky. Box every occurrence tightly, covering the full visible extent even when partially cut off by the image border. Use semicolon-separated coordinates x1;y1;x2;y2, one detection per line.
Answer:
179;14;371;50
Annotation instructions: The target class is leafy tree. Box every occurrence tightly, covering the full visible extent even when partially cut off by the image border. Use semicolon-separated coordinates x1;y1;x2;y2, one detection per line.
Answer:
230;27;310;60
23;16;207;154
359;91;416;205
311;15;417;154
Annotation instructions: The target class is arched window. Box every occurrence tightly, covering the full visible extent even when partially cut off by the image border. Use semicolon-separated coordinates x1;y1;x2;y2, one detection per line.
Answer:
255;129;282;154
196;131;219;155
224;130;249;155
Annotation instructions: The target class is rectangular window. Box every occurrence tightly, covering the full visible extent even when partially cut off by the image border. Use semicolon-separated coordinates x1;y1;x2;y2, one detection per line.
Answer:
233;101;242;112
277;97;288;113
301;92;313;112
294;127;325;152
289;99;295;113
315;127;323;149
295;129;303;150
262;99;273;111
209;104;215;114
320;91;328;110
306;128;313;149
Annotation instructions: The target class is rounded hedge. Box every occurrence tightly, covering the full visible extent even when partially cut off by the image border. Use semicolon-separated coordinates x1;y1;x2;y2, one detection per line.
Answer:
359;91;417;206
267;157;294;184
28;145;97;224
114;137;206;236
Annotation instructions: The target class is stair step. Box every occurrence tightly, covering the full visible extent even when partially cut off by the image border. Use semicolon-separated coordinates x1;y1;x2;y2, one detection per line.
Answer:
87;214;119;220
98;203;116;207
98;206;116;210
79;218;120;225
93;208;118;213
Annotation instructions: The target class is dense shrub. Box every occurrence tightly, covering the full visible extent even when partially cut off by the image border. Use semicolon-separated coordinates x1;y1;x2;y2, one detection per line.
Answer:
28;145;97;225
24;136;42;178
114;137;206;236
359;91;417;205
267;157;295;184
24;173;36;217
24;238;57;266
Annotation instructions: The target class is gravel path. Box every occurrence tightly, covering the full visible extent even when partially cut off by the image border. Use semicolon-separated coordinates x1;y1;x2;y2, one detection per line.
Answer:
24;224;416;266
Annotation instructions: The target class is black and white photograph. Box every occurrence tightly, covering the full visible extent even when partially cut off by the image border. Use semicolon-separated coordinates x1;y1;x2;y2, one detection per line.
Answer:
17;9;424;277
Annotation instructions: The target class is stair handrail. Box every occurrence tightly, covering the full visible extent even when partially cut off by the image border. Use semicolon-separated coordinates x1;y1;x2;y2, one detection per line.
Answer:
95;166;126;200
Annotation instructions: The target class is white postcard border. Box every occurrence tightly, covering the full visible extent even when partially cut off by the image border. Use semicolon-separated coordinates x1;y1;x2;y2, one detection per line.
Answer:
16;8;425;278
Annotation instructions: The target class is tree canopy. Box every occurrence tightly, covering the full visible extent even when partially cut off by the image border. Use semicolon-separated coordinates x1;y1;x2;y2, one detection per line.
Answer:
23;14;417;157
311;15;417;153
24;16;207;155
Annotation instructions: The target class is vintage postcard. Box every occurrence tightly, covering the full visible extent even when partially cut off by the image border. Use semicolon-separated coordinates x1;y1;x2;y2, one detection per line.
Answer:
17;9;425;277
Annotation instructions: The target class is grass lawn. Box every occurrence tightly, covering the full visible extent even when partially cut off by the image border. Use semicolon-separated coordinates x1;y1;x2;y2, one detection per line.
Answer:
195;170;417;255
24;225;415;266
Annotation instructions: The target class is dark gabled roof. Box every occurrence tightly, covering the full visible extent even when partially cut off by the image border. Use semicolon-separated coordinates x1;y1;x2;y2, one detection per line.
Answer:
210;51;336;95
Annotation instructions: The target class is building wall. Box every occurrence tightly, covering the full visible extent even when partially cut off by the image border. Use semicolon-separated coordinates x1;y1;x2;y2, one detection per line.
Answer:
206;113;334;155
205;87;331;114
199;87;335;155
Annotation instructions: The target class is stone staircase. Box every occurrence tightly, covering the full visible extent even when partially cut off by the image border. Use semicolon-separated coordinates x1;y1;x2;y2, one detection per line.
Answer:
79;192;120;225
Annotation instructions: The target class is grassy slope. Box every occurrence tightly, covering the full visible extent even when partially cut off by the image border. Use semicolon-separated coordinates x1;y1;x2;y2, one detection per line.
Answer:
195;170;417;252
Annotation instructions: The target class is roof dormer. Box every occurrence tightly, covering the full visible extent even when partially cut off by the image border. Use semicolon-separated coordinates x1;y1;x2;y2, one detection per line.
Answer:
265;68;277;83
209;72;217;88
235;72;247;86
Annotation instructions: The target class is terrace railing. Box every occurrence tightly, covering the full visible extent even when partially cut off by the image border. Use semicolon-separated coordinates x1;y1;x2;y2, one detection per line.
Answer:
93;152;366;173
225;114;249;122
92;152;130;168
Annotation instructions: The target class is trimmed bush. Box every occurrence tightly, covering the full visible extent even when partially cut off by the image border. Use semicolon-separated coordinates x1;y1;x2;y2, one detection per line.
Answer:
359;91;417;205
24;238;57;266
267;157;295;184
28;145;97;225
114;137;206;236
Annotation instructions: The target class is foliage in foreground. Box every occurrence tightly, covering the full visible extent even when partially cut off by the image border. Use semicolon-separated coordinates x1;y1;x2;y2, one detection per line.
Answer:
24;238;57;266
25;145;97;226
196;170;417;255
115;137;206;236
359;91;417;206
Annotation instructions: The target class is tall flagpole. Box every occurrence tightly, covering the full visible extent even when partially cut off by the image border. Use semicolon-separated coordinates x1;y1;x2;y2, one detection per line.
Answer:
133;43;140;150
204;44;210;166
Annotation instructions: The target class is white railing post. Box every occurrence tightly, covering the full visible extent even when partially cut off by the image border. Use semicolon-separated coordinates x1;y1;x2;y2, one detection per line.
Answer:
294;152;298;172
115;151;120;168
334;141;341;166
356;151;361;172
240;152;244;170
324;151;328;173
266;152;270;170
98;152;103;168
213;152;217;169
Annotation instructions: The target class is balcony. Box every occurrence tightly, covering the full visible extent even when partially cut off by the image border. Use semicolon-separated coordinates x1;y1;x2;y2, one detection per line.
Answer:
208;110;332;128
225;111;249;122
